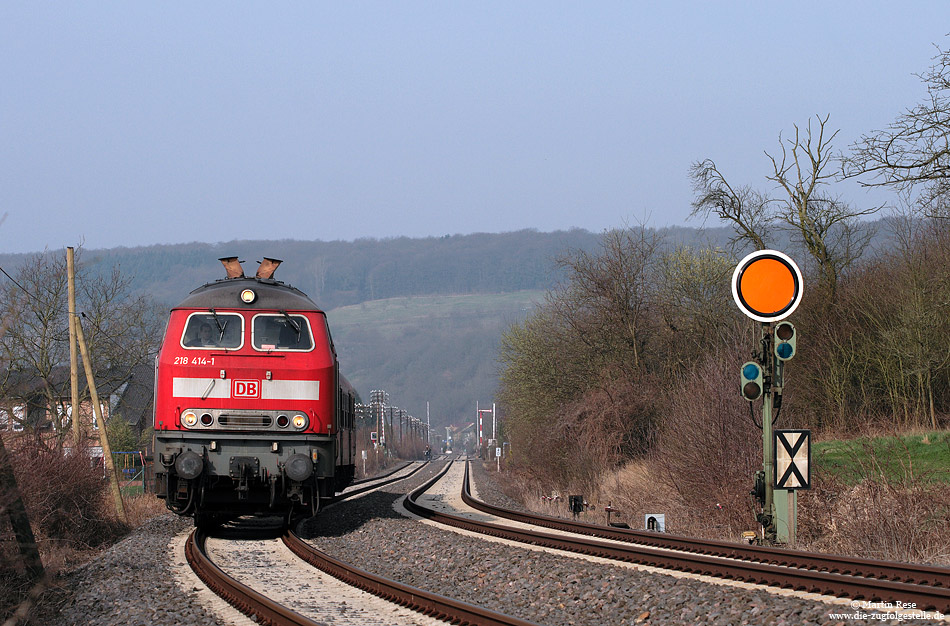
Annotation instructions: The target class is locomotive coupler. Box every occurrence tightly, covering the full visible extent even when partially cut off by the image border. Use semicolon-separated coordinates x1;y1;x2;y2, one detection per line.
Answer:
175;478;189;501
237;469;249;500
229;456;259;500
286;481;304;503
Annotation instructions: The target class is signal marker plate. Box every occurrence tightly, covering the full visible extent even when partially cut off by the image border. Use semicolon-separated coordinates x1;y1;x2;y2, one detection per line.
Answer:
774;429;811;490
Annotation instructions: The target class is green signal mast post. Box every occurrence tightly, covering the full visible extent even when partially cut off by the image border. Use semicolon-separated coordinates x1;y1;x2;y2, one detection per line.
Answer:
741;321;797;542
732;250;804;545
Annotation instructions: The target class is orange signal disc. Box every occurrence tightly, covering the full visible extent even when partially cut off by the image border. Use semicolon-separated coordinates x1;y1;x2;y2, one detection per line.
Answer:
739;258;796;314
732;250;803;321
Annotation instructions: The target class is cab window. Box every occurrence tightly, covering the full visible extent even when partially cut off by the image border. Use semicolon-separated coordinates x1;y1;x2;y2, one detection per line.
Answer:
252;314;313;351
181;312;244;350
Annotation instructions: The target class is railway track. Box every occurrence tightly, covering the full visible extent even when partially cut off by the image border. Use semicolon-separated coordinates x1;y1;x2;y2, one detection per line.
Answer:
184;459;542;626
187;527;311;626
460;463;950;588
402;460;950;614
182;460;431;626
184;458;949;625
282;525;538;626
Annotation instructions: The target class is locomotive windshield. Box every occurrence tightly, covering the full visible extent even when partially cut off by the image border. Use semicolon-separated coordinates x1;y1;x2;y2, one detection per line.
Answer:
181;312;244;349
252;314;313;351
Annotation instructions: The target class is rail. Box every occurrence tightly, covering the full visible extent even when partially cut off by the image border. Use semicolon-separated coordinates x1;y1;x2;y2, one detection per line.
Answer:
460;463;950;588
186;528;319;626
187;459;541;626
399;461;950;613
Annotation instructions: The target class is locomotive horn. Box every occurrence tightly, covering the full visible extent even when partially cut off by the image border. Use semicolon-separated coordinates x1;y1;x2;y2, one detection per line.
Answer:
219;257;244;279
256;257;282;279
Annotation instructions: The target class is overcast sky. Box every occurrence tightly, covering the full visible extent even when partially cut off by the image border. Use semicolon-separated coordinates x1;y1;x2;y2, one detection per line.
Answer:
1;3;947;254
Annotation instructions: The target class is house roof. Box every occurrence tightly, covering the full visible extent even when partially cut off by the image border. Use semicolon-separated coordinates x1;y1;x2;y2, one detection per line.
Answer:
0;362;154;428
111;362;153;427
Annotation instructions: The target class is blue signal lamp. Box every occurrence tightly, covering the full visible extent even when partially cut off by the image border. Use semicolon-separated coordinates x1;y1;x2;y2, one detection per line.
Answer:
741;361;763;401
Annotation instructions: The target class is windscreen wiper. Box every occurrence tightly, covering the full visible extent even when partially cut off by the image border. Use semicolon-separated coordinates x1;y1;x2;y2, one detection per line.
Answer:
279;310;301;337
209;308;227;340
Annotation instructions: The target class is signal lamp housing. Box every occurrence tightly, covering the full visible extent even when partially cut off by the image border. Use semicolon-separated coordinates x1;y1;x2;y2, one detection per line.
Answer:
774;321;797;361
741;361;763;401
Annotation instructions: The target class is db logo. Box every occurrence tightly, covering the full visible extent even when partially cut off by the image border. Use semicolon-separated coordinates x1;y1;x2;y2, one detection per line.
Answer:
232;380;261;399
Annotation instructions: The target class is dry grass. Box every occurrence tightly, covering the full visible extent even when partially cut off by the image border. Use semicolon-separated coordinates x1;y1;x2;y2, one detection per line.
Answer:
0;437;176;622
578;458;757;540
497;454;950;567
797;471;950;565
499;436;950;566
26;492;169;579
124;492;169;527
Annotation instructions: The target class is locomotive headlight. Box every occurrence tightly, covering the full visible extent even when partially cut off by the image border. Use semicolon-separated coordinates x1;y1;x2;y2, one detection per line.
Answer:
240;288;257;304
292;414;308;430
182;411;198;428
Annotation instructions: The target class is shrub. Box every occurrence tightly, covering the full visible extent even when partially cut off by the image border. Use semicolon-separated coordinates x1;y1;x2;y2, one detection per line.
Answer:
650;335;762;538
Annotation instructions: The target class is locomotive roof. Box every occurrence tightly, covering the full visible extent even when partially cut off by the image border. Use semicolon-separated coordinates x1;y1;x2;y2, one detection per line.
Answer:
174;277;323;312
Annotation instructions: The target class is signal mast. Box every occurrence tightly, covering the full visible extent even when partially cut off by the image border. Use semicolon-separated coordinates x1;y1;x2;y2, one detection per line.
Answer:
732;250;808;544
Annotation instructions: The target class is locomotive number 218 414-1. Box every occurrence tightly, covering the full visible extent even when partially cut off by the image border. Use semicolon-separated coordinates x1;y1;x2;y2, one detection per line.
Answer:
174;356;216;366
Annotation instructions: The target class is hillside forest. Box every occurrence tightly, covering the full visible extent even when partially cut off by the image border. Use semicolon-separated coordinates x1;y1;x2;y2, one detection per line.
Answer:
0;226;751;425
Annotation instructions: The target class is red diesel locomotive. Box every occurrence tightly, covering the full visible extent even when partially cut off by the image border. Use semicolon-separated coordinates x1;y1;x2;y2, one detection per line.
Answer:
153;257;356;525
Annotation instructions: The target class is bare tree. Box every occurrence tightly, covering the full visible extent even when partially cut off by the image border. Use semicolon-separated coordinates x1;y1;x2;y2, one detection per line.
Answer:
497;226;666;477
0;254;70;434
691;115;880;310
689;158;771;252
655;246;738;374
767;115;881;307
845;44;950;192
549;226;663;374
0;249;163;442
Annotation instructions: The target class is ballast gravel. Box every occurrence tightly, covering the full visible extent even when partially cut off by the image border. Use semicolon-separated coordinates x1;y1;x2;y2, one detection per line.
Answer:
299;463;934;626
35;460;942;626
44;513;226;626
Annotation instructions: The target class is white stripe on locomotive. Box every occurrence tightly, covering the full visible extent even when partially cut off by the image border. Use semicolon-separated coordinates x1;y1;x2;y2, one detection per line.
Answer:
172;377;320;400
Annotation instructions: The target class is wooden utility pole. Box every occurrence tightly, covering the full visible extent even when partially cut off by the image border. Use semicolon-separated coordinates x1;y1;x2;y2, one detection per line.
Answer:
66;248;81;443
72;300;127;524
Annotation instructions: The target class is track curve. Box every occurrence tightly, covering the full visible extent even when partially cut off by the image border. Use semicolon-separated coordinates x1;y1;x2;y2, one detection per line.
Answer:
401;461;950;613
